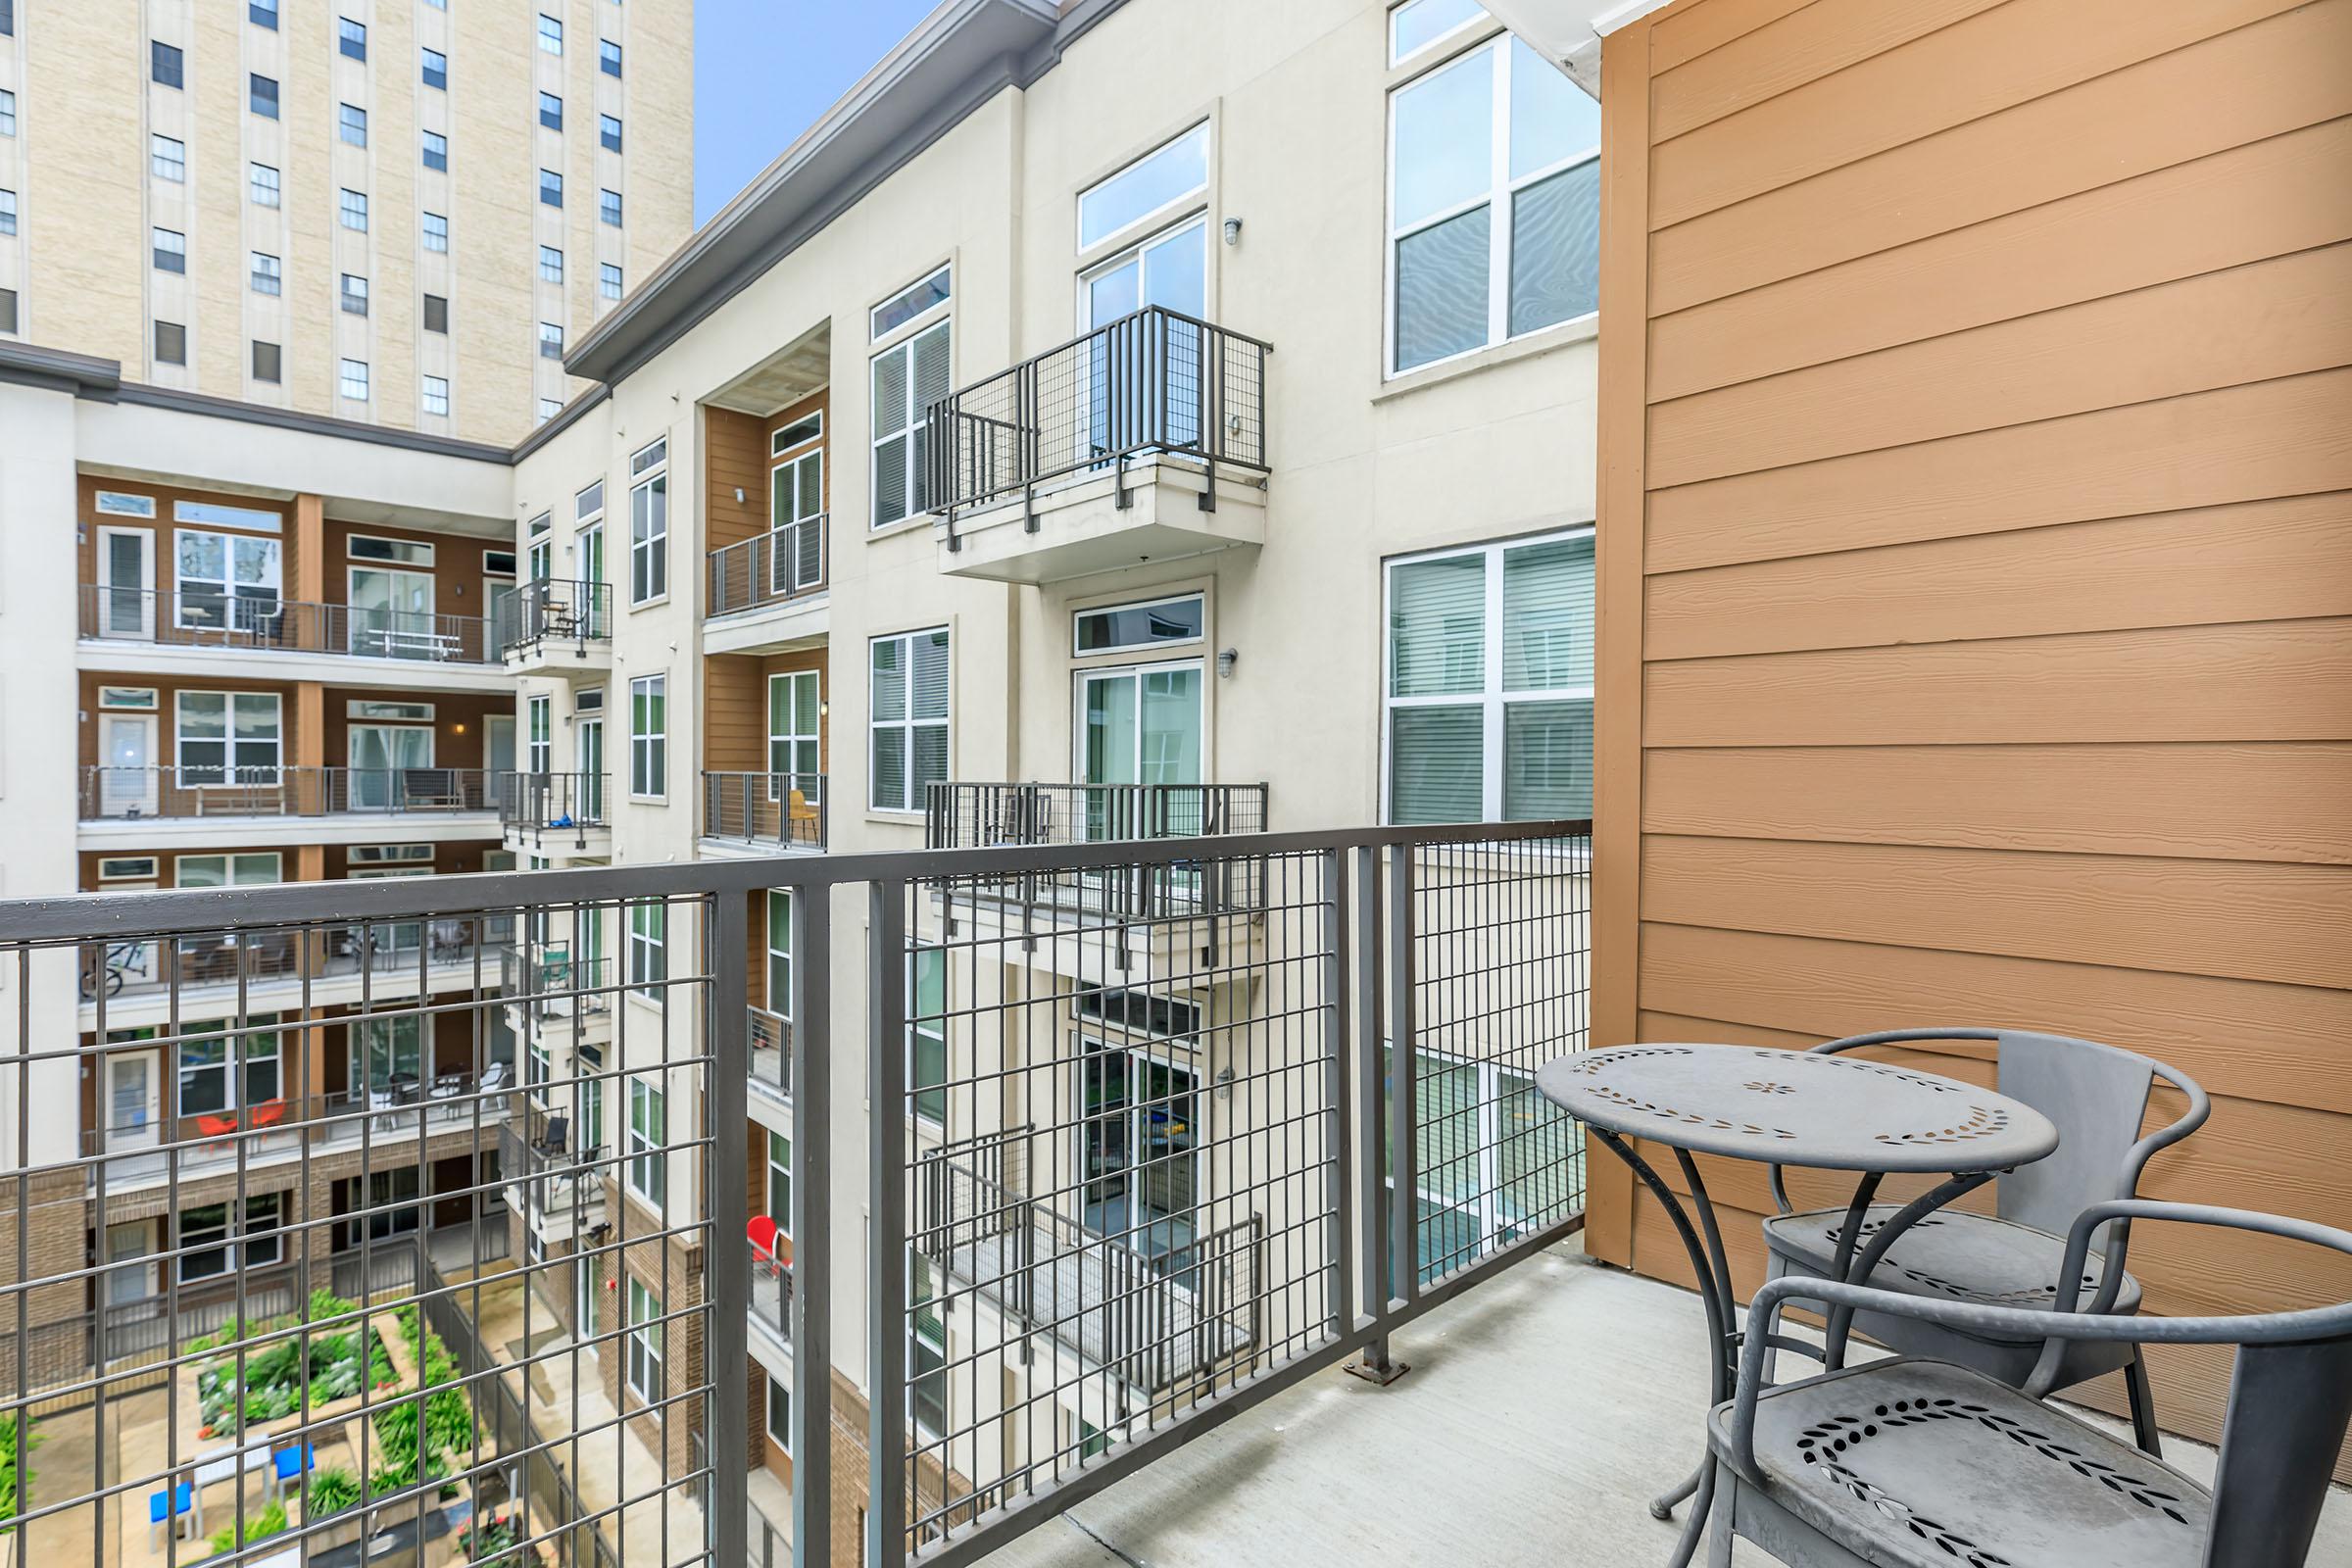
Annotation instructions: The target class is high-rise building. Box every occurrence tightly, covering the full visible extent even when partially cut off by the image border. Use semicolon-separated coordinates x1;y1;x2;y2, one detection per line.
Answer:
0;0;693;444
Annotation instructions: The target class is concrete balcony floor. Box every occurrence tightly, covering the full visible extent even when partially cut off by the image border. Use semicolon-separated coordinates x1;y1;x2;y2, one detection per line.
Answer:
990;1243;2352;1568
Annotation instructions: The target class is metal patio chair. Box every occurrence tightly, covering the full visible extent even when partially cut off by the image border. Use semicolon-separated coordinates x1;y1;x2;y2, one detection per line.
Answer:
1708;1200;2352;1568
1762;1028;2208;1452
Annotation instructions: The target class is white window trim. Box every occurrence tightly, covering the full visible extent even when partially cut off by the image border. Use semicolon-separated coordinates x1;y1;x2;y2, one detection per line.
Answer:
625;1073;666;1202
868;316;951;531
626;1275;665;1402
867;627;950;815
628;673;667;801
1379;526;1594;825
174;690;283;784
628;442;668;607
1383;34;1600;380
1388;0;1488;68
1071;591;1206;659
1075;121;1211;260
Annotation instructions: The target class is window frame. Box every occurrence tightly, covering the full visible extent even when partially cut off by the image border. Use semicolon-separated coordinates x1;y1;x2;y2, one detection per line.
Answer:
151;228;186;274
421;129;448;172
1076;122;1210;254
866;627;950;814
150;134;186;183
599;263;623;301
1072;592;1206;658
338;188;368;232
537;13;563;53
338;102;368;148
628;673;667;799
249;73;278;119
421;47;447;89
599;188;622;226
422;212;449;252
628;441;667;605
174;692;283;785
625;1071;665;1199
867;302;951;530
337;17;367;60
249;162;280;207
421;375;450;417
339;359;371;402
625;1274;663;1401
249;253;282;296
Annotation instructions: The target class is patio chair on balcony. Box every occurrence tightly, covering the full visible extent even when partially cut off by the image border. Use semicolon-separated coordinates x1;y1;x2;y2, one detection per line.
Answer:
748;1214;786;1280
534;1115;569;1158
1710;1200;2352;1568
1761;1029;2208;1453
401;767;467;810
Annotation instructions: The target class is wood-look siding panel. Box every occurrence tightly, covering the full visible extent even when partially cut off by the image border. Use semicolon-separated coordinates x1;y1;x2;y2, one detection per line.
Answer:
1652;0;2009;142
1649;0;1818;72
1642;744;2352;865
1648;368;2352;573
1641;837;2352;991
1646;243;2352;488
1647;0;2352;313
1648;0;2308;227
1638;925;2352;1116
1644;618;2352;748
1643;496;2352;659
704;408;769;558
703;655;767;774
1649;118;2352;401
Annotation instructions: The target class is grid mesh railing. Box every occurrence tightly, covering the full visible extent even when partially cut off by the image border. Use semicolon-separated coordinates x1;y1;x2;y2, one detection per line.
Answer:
923;782;1268;923
925;306;1270;535
706;517;827;619
79;587;502;664
78;767;499;821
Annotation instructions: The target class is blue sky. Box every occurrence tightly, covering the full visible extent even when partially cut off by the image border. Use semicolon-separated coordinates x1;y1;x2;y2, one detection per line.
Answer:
694;0;943;224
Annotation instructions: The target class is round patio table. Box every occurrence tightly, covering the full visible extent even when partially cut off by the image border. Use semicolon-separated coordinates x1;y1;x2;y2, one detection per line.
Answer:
1535;1043;2060;1568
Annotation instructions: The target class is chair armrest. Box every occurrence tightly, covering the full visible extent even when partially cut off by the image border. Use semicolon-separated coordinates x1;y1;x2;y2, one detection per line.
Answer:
1766;1027;2001;1214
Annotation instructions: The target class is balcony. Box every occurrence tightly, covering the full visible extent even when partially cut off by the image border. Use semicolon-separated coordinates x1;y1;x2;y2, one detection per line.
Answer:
499;945;614;1031
750;1003;792;1103
78;586;512;691
77;910;512;1026
499;576;612;676
928;307;1272;585
748;1233;794;1361
500;1119;609;1244
499;769;611;853
705;515;828;655
701;770;828;855
77;764;500;845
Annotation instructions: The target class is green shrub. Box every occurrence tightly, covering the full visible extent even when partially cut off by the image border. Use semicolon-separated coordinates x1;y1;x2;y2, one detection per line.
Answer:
308;1467;360;1516
0;1412;38;1524
206;1498;289;1557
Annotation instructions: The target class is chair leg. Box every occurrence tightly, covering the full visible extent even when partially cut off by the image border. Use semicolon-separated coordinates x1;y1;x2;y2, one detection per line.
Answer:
2125;1348;2163;1457
1707;1464;1737;1568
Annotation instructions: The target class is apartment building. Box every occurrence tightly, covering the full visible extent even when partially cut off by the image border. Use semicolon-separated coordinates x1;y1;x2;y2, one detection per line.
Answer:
495;0;1598;1548
0;0;693;444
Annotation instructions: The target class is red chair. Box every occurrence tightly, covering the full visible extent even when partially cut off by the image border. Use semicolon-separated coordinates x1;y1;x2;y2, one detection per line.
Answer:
194;1112;239;1138
747;1215;782;1279
248;1100;288;1129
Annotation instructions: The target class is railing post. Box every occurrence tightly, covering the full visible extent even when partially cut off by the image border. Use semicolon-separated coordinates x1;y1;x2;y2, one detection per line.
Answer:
791;885;833;1568
1323;849;1353;1340
1346;843;1403;1383
866;880;908;1568
709;893;753;1568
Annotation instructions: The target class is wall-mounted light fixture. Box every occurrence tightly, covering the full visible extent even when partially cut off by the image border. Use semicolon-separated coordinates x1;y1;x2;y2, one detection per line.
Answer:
1222;217;1243;246
1217;647;1239;678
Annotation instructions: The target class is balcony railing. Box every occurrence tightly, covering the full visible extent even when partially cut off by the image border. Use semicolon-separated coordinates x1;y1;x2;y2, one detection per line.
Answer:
80;585;503;663
707;514;828;617
498;945;613;1019
750;1003;791;1100
498;770;609;847
749;1232;794;1349
925;780;1270;920
0;815;1590;1568
498;576;612;656
79;911;510;1002
78;764;497;821
926;305;1272;533
703;770;827;851
499;1120;609;1222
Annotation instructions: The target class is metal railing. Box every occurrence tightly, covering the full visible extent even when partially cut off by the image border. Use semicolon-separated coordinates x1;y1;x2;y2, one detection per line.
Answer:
79;912;511;1003
749;1003;791;1101
498;576;612;656
925;780;1269;921
78;764;498;820
499;770;609;847
499;1120;609;1227
926;305;1271;536
707;514;828;618
703;770;827;852
79;585;502;664
748;1234;793;1350
498;945;614;1019
0;815;1590;1568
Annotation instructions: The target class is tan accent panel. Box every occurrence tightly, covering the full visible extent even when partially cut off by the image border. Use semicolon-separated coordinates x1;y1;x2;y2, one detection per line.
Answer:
1651;0;2009;141
705;407;769;557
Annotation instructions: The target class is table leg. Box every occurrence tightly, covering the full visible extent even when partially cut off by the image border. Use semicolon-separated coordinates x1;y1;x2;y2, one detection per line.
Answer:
1592;1129;1736;1568
1821;1170;1993;1370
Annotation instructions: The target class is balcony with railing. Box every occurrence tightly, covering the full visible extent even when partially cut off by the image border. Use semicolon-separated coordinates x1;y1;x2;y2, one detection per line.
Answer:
77;910;513;1024
498;576;613;673
499;945;614;1028
749;1003;791;1102
747;1230;794;1359
78;585;510;687
78;764;501;836
703;771;828;854
927;306;1272;585
500;1117;609;1243
705;516;828;654
500;769;611;852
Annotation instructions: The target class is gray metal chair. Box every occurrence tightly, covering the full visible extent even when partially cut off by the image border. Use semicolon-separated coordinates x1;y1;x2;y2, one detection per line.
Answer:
1762;1027;2208;1453
1710;1200;2352;1568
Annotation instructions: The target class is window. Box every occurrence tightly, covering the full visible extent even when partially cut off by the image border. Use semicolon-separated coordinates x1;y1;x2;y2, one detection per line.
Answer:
340;273;368;316
177;1195;281;1283
537;13;563;52
1077;122;1208;250
1388;1045;1579;1283
0;189;14;237
421;375;450;417
625;1275;663;1401
539;245;564;283
250;252;281;296
628;441;666;603
538;92;563;130
772;412;821;453
599;263;622;300
0;290;15;336
525;692;552;773
599;114;622;152
868;266;950;340
1389;0;1485;65
339;189;368;231
152;40;184;88
539;320;564;359
176;1016;280;1115
176;692;281;782
539;169;563;208
423;294;449;333
249;0;277;27
96;493;158;519
599;188;622;226
421;130;447;172
152;228;185;274
909;948;946;1125
251;341;281;383
766;1374;791;1457
250;74;278;119
175;530;280;631
625;1072;665;1197
869;318;950;527
421;47;447;89
249;163;280;206
338;17;367;60
176;852;280;890
767;671;820;794
0;90;14;136
98;856;161;881
1385;530;1592;822
339;359;370;401
1075;593;1204;656
766;1129;792;1233
868;628;949;811
629;674;666;796
150;134;185;182
339;103;368;147
350;534;434;565
537;398;562;424
599;38;621;75
154;321;186;366
1387;37;1598;373
910;1253;948;1436
422;212;449;252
